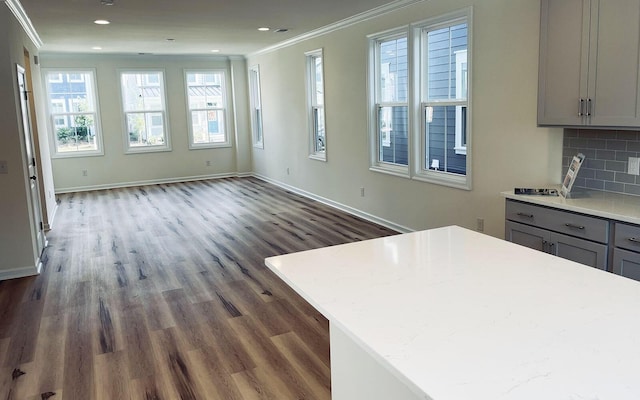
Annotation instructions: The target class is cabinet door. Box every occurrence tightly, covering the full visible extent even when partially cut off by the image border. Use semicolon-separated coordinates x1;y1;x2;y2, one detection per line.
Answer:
612;248;640;281
505;221;550;252
589;0;640;126
538;0;590;126
549;232;607;270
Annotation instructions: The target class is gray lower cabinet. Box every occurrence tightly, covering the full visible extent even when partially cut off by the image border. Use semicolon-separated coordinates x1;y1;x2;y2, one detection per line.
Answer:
612;222;640;280
505;220;607;269
612;248;640;281
506;199;640;280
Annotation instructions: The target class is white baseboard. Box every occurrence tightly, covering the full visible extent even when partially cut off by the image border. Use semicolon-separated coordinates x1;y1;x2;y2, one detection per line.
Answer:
0;261;41;281
54;172;240;194
45;201;59;231
252;174;413;234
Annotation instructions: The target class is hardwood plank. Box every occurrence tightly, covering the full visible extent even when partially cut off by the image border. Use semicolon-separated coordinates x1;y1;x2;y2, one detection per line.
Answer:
271;332;331;397
228;315;320;400
0;177;396;400
94;351;130;400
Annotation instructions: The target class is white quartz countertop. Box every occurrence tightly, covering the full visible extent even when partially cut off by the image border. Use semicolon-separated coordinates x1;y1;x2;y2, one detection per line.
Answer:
265;226;640;400
502;189;640;224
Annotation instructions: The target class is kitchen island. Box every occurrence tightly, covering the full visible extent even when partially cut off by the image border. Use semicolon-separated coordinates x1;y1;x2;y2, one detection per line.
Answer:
265;225;640;400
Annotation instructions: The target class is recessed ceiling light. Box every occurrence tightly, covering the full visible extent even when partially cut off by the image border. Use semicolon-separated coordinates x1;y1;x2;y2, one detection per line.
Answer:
92;46;103;50
210;49;220;53
100;0;114;5
258;27;270;31
166;38;175;42
94;19;110;25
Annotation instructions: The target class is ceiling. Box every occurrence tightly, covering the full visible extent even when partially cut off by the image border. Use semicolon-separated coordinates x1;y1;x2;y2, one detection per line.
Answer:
16;0;411;56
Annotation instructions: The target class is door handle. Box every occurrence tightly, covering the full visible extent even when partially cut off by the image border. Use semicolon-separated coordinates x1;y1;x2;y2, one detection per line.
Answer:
517;212;534;218
29;175;37;181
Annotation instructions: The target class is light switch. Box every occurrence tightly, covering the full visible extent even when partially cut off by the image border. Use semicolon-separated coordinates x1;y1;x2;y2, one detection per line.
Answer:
0;160;7;174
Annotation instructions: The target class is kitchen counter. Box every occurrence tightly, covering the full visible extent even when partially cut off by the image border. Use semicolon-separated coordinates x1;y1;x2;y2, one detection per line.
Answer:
502;189;640;224
265;225;640;400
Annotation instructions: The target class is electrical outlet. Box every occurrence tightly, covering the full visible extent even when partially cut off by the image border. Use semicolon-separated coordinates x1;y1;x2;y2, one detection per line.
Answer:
360;187;365;197
0;160;7;174
206;160;211;167
82;169;88;177
286;167;290;175
628;157;640;176
477;218;484;232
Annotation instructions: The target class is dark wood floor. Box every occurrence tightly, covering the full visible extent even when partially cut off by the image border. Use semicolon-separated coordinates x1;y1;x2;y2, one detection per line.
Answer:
0;177;395;400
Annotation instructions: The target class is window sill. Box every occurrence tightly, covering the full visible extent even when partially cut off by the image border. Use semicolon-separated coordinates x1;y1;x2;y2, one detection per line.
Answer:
52;150;104;159
309;153;327;162
189;143;232;150
369;164;410;179
125;145;172;155
412;171;471;191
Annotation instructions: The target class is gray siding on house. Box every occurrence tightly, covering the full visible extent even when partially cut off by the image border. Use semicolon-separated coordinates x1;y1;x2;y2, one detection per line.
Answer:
380;37;409;166
427;24;467;175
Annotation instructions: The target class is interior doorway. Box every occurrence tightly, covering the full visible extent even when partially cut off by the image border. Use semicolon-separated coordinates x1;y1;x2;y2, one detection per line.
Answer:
17;64;46;265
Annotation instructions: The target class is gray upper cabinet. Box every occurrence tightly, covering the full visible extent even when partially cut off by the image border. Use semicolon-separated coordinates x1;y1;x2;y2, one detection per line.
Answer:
538;0;640;128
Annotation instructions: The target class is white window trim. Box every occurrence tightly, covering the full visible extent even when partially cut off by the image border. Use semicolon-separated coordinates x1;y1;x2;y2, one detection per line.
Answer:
454;49;467;155
305;48;327;162
248;65;264;149
366;8;472;190
184;69;232;150
413;8;472;190
119;69;172;154
367;27;411;178
43;68;104;158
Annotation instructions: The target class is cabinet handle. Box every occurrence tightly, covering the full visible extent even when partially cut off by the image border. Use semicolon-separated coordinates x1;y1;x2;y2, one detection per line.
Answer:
517;212;534;218
587;98;592;116
578;98;584;116
629;237;640;244
542;239;548;252
565;223;585;230
549;242;556;254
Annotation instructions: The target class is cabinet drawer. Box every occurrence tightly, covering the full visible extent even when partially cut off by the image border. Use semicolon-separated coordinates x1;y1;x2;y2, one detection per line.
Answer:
505;200;609;243
614;222;640;252
612;248;640;281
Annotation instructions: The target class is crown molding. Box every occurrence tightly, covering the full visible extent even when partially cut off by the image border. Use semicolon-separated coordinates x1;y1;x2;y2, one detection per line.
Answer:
249;0;425;57
4;0;43;48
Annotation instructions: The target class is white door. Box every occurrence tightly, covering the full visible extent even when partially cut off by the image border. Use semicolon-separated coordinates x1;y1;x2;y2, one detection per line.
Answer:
17;64;45;259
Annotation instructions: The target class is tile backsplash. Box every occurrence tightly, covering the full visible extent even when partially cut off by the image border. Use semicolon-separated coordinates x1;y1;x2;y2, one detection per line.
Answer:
563;129;640;196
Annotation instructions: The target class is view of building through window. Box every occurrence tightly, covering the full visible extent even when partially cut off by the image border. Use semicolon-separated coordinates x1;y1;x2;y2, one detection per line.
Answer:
45;71;100;155
306;49;326;158
120;71;168;150
186;71;227;147
424;22;468;176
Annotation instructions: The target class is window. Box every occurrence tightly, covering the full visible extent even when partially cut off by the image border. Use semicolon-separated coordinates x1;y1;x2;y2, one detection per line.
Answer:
367;8;472;189
120;71;170;152
421;18;469;183
185;70;229;148
249;65;263;148
306;49;326;160
370;31;409;174
44;69;102;157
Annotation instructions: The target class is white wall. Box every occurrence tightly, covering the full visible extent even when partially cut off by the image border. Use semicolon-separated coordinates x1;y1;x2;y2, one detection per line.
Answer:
39;53;252;192
246;0;564;238
0;4;47;277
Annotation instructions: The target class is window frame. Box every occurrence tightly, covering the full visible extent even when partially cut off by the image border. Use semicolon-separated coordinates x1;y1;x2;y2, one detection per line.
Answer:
118;69;171;154
367;28;411;178
366;7;472;190
184;69;231;149
249;65;264;149
414;9;472;190
43;68;104;158
305;48;327;161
